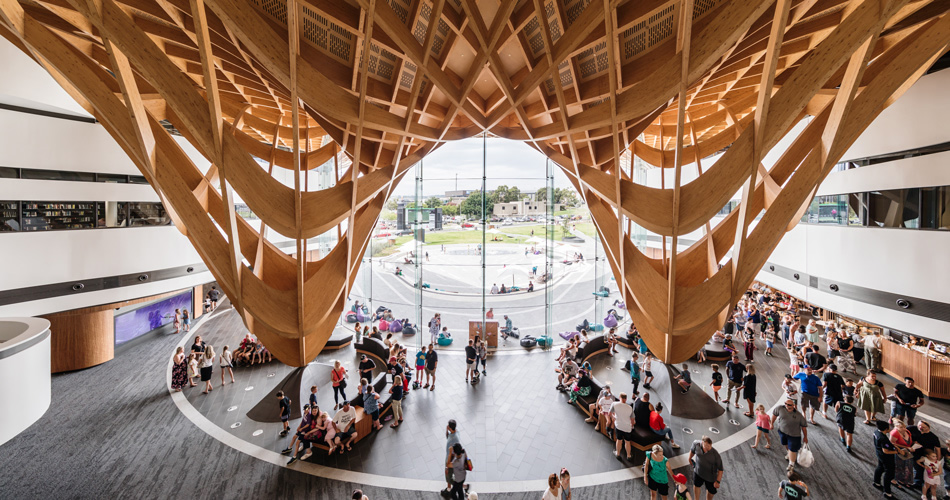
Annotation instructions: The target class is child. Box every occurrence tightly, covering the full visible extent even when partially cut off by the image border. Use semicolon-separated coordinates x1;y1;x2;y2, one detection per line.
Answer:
722;334;737;355
765;328;776;357
843;378;855;400
942;438;950;497
642;354;654;389
309;385;318;407
673;473;692;500
835;395;856;452
919;448;943;500
630;353;641;396
788;346;800;375
752;404;772;449
782;374;799;404
188;353;200;387
710;364;723;402
219;345;234;385
675;363;692;393
415;345;427;383
277;391;291;436
673;474;693;500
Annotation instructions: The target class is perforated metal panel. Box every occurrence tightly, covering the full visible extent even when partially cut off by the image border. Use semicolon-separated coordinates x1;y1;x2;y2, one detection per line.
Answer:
620;4;675;64
387;0;411;24
563;0;591;27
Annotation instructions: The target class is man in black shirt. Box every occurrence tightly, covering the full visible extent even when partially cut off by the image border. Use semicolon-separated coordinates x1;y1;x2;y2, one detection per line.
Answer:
424;344;438;391
725;356;746;408
208;286;220;310
277;390;291;436
465;340;477;382
893;377;925;425
358;355;376;383
820;365;845;419
804;347;827;373
873;419;898;496
910;420;942;488
633;393;654;428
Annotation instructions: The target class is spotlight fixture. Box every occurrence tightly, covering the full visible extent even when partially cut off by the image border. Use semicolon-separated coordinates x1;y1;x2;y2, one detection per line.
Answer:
71;283;84;291
138;274;149;282
896;299;912;309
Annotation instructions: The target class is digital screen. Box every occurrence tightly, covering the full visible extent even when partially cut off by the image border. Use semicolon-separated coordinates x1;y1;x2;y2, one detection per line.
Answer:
114;290;193;346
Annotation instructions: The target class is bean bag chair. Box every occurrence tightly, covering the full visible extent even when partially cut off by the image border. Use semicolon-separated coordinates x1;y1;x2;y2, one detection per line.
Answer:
603;314;618;328
537;335;553;348
379;319;390;331
560;331;578;341
375;306;389;315
520;336;538;348
437;333;453;346
355;310;366;323
403;325;416;336
390;320;403;333
576;319;590;332
345;311;358;323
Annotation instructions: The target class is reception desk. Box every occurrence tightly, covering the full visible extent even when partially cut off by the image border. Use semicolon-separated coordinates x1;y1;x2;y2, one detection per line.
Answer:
0;317;51;445
882;339;950;399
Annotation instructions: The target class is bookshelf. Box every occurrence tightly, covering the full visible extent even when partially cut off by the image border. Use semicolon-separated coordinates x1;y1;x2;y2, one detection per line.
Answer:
1;201;18;231
20;201;97;231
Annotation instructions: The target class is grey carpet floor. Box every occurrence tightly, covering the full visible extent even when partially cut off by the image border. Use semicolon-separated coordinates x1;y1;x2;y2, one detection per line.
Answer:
1;304;948;499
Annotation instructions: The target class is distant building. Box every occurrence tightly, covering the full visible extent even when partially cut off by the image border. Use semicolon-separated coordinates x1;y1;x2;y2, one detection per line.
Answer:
445;189;474;198
493;201;563;217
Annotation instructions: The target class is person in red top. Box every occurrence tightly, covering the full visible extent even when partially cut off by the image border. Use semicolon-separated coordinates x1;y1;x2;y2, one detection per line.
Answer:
649;403;681;449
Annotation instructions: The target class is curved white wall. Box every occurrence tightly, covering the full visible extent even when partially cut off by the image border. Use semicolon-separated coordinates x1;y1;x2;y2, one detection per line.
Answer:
0;318;51;445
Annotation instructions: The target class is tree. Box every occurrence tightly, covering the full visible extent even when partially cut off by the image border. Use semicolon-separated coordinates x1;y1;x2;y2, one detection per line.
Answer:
441;204;459;216
505;186;521;202
459;190;490;219
535;187;547;202
385;199;398;211
424;196;443;208
493;185;510;204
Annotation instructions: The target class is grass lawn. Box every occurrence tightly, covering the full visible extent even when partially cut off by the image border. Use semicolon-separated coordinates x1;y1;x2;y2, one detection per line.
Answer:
421;230;530;246
498;224;545;237
571;222;597;238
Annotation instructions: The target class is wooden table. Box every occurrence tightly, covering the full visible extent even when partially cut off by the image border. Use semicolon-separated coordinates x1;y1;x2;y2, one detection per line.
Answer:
469;320;498;348
882;339;950;399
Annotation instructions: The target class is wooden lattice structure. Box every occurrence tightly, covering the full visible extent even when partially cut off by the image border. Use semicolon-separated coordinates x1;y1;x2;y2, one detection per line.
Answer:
1;0;948;364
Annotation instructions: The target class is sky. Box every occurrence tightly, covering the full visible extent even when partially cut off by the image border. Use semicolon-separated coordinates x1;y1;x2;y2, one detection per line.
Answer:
389;137;576;198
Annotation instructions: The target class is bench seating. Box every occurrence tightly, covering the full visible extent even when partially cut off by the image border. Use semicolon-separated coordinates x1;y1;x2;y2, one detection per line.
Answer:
356;337;390;365
617;336;637;349
309;372;393;452
703;341;731;362
323;333;354;350
576;335;608;364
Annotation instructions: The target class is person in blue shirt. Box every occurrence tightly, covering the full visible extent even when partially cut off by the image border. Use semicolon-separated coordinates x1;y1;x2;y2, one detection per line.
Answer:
629;353;641;396
501;315;514;339
793;366;823;424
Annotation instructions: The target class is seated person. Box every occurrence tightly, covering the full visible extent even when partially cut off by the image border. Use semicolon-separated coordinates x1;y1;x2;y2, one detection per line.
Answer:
633;393;654;428
590;385;616;435
527;281;534;292
612;299;626;309
439;327;452;340
331;402;359;454
556;358;579;391
674;363;692;393
649;403;681;449
282;404;314;464
404;256;413;264
369;326;382;340
626;324;638;342
606;327;619;356
557;337;579;363
499;284;507;294
711;330;725;342
578;330;590;345
722;334;737;354
383;333;394;349
569;368;594;404
500;315;514;339
394;267;402;276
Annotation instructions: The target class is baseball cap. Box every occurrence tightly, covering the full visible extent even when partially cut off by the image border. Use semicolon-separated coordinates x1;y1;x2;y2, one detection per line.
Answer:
673;473;687;484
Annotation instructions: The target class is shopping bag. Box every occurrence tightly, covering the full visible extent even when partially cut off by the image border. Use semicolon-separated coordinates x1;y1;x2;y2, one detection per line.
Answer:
797;444;814;468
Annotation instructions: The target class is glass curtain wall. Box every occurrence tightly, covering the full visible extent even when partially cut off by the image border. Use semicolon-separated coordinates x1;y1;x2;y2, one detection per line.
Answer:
348;135;614;349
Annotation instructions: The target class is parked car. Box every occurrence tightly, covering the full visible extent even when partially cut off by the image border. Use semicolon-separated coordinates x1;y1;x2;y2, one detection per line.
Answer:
396;229;412;236
462;222;474;228
502;220;512;226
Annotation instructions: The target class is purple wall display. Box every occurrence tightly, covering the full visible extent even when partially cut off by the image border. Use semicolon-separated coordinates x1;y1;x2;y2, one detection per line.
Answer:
114;290;193;346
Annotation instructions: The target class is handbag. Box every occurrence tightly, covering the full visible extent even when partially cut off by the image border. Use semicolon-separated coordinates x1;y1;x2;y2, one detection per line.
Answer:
465;457;473;471
797;444;815;467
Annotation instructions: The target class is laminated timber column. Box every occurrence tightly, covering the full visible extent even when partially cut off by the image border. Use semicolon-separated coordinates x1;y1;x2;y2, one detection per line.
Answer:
0;0;947;366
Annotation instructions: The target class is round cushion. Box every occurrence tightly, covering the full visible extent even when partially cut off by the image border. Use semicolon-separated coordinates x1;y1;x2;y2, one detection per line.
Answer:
390;320;403;333
603;314;618;328
403;326;416;336
437;336;453;346
379;319;390;331
345;312;358;323
520;337;538;348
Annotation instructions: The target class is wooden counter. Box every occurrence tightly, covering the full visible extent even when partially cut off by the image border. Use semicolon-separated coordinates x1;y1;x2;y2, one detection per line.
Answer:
882;340;950;399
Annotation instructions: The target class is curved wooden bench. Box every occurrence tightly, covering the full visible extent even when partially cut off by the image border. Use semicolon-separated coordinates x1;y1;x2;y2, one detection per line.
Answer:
576;335;608;364
356;337;390;365
323;333;354;350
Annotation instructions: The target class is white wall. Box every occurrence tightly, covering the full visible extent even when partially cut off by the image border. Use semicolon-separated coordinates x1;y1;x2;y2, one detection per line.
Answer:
0;318;51;446
760;68;950;342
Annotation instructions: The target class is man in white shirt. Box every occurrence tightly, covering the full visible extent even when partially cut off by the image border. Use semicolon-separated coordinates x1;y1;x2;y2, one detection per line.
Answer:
490;283;499;294
332;402;359;452
610;392;635;460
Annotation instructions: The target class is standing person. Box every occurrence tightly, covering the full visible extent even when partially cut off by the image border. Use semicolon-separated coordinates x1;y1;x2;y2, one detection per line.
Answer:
542;473;561;500
835;332;857;374
751;404;772;449
277;390;291;436
465;339;477;383
389;375;404;427
188;353;200;387
911;421;942;490
208;286;220;311
444;420;461;495
558;468;572;500
331;360;348;410
358;354;376;383
864;330;882;372
611;392;635;461
424;343;438;391
709;364;723;402
777;470;809;499
793;366;822;424
782;374;799;405
415;345;427;383
429;313;441;345
771;398;809;472
182;308;191;332
743;326;755;362
477;340;488;376
309;385;318;408
199;346;215;394
644;444;675;500
836;395;857;452
855;371;887;424
724;355;746;409
643;353;655;389
891;419;917;489
689;436;724;500
630;353;641;396
190;335;206;355
170;347;187;391
821;364;845;419
219;345;234;385
765;327;776;357
919;449;943;500
173;309;182;334
447;443;468;500
893;377;926;425
486;308;494;319
739;364;756;417
873;419;898;499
